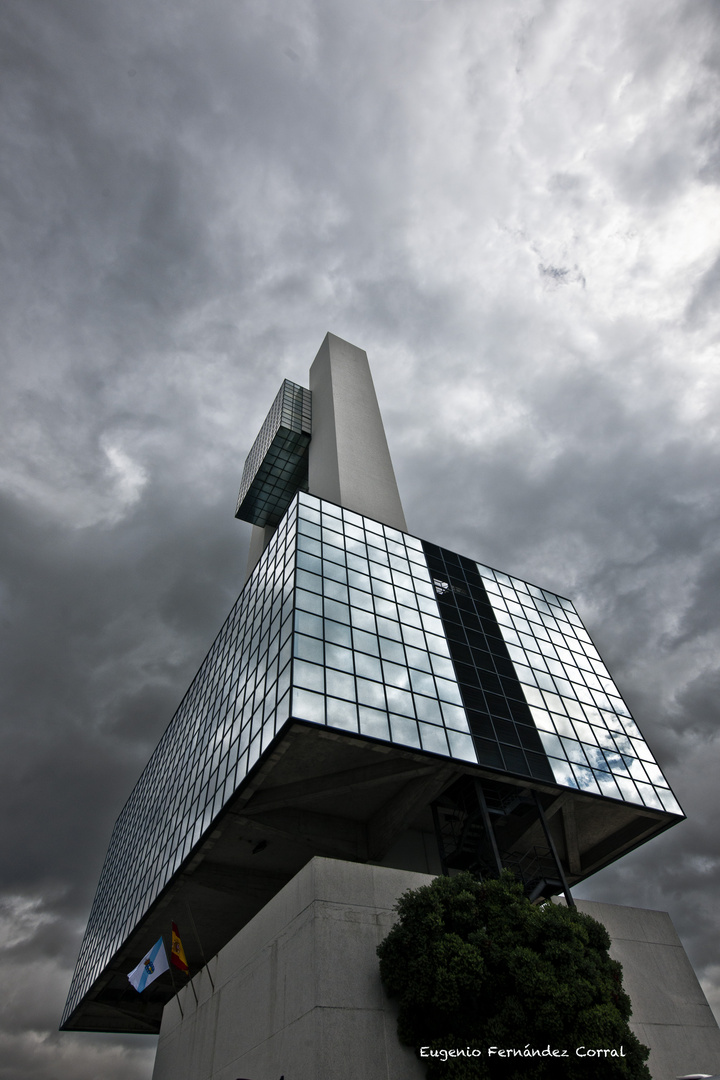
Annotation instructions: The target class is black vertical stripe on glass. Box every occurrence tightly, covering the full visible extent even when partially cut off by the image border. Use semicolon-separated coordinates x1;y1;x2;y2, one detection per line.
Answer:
422;541;554;783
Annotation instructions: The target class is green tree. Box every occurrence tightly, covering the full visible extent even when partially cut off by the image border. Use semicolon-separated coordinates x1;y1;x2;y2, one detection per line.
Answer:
377;871;651;1079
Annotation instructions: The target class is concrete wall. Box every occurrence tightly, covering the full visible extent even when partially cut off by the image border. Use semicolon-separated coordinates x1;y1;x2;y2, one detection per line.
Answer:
574;899;720;1079
152;859;428;1080
152;858;720;1080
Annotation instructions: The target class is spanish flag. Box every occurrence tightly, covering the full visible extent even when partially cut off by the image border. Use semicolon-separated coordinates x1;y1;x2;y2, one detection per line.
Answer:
170;922;189;975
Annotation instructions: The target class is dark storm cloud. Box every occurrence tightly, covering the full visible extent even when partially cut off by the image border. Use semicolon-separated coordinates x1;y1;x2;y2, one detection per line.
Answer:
2;0;720;1075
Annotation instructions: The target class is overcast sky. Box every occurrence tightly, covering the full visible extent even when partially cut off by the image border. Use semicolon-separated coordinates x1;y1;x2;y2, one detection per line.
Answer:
2;0;720;1076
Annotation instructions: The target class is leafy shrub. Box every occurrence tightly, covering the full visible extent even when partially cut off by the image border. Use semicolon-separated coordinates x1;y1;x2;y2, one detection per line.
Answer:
377;871;651;1079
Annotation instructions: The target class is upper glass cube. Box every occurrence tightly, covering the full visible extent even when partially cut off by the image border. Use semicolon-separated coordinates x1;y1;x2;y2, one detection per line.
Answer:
62;491;682;1033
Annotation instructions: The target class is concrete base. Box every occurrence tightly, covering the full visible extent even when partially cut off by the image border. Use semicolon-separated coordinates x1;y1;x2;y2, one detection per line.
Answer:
152;858;720;1080
573;899;720;1078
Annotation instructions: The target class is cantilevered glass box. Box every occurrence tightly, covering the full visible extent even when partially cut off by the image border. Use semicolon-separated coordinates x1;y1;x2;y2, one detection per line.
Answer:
235;379;311;527
62;490;682;1034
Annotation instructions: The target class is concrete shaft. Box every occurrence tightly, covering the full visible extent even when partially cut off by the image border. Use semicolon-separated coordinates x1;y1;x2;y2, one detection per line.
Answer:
308;333;407;532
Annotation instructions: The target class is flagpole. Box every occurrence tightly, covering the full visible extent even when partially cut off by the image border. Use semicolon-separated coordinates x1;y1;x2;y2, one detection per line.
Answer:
185;900;216;991
163;931;185;1020
181;926;200;1008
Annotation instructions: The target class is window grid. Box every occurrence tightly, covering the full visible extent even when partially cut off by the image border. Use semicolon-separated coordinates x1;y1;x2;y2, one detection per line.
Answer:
235;381;312;526
62;507;298;1024
422;543;561;784
476;563;681;816
288;494;478;763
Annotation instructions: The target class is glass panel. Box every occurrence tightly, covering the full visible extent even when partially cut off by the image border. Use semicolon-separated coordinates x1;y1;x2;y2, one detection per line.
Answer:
347;552;369;575
440;701;470;732
414;695;443;724
614;775;642;803
603;751;628;775
658;788;683;815
436;677;463;705
390;714;421;748
296;568;322;593
322;527;344;549
359;706;390;740
325;598;350;624
325;620;352;647
386;686;415;716
534;670;556;692
298;518;321;539
631;738;656;762
550;758;578;788
347;569;371;592
552;714;575;740
374;596;399;620
383;661;411;689
291;687;325;724
593;771;621;799
572;720;596;744
378;619;403;642
293;634;323;664
636;783;664;810
355;652;382;681
296;589;323;616
352;628;380;655
642;761;668;787
379;636;405;663
293;660;324;693
420;613;445;638
624;757;650;784
419;723;450;755
571;764;600;794
326;643;354;672
322;559;347;584
583;745;608;771
405;645;432;672
539;731;565;759
297;534;322;558
323;543;345;567
542;691;565;714
345;536;368;557
326;697;358;732
352;606;377;632
447;730;477;762
398;604;423;629
425;632;451;658
395;587;417;609
530;707;554;732
356;678;386;709
323;578;348;603
326;669;356;700
409;669;435;696
296;550;322;574
522;685;546;709
430;654;455;680
561;738;587;766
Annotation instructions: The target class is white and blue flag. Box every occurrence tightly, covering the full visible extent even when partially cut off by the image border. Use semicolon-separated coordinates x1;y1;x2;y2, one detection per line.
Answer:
127;937;170;992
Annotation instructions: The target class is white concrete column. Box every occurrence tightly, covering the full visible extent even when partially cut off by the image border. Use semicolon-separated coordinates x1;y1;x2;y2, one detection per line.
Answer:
244;523;276;582
308;334;407;532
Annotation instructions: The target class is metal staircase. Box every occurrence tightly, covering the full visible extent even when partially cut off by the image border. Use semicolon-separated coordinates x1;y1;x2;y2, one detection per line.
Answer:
431;776;573;905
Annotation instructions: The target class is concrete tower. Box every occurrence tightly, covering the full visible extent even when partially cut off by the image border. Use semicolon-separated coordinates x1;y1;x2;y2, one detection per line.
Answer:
62;335;720;1079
